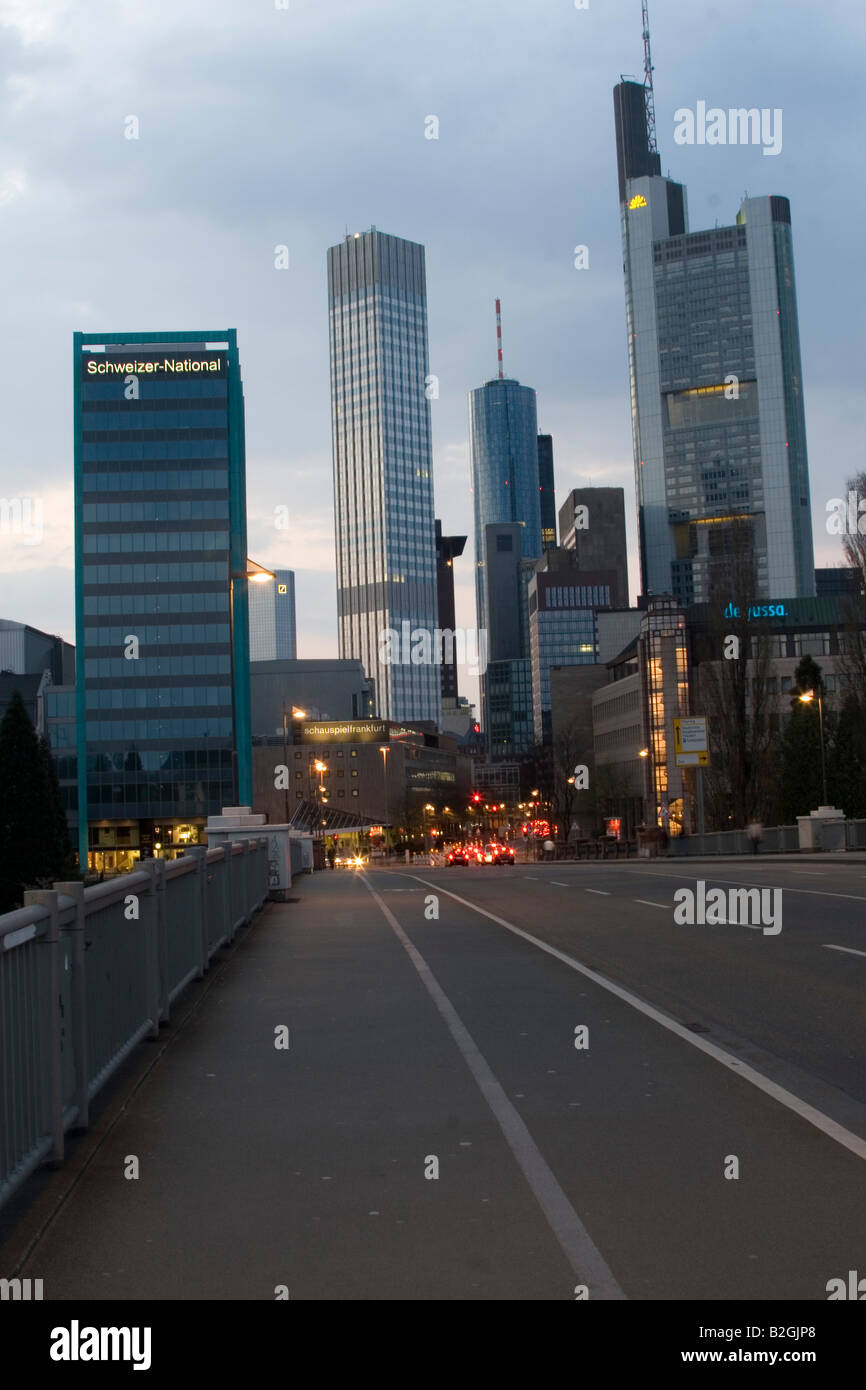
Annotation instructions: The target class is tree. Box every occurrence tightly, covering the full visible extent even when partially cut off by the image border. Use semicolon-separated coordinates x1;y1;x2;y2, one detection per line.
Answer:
775;657;829;823
827;693;866;818
0;691;78;912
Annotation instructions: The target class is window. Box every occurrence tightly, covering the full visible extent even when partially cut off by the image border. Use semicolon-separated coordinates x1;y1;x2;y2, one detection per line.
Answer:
351;769;358;777
352;789;359;797
781;676;792;692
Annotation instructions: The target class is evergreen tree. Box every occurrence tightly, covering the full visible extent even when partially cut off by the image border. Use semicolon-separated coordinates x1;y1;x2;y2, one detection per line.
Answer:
0;691;77;912
778;657;827;822
828;694;866;817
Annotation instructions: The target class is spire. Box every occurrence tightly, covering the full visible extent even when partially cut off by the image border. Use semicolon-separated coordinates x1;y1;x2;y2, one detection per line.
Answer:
642;0;658;155
495;298;504;379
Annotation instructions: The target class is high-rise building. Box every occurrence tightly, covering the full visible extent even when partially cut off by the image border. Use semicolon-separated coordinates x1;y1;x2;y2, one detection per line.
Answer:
250;568;296;661
73;330;251;870
328;228;441;724
469;376;542;640
528;551;617;744
537;435;557;550
614;75;814;604
559;487;630;607
435;520;466;706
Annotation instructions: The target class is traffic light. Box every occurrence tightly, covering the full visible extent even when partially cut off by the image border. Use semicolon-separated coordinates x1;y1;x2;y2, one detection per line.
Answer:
471;792;482;804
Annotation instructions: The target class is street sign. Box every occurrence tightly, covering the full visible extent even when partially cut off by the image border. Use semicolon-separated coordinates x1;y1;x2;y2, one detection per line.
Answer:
673;716;709;766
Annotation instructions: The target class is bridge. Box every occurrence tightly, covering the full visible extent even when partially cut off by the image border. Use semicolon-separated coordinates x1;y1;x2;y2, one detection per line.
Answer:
1;847;865;1301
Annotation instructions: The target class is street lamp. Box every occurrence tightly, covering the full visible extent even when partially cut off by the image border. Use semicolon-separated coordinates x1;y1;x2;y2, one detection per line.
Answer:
229;559;275;805
379;745;390;854
799;691;828;806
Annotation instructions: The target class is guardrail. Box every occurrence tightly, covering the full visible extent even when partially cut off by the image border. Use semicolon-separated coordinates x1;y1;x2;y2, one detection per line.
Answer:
0;839;268;1214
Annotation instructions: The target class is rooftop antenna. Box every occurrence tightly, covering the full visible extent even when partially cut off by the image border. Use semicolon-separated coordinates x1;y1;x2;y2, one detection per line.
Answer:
495;298;504;379
642;0;658;155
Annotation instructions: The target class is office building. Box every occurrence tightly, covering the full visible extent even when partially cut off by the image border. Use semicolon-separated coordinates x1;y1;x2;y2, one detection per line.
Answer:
328;228;441;724
469;375;542;640
614;75;815;603
435;520;467;706
73;330;251;869
528;555;615;744
251;657;373;735
559;487;630;607
250;568;296;661
537;435;557;550
815;567;861;599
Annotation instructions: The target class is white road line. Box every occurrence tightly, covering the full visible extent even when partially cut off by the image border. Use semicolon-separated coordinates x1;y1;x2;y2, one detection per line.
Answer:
586;889;610;896
407;874;866;1166
359;875;625;1300
551;881;570;887
824;944;866;959
634;899;667;909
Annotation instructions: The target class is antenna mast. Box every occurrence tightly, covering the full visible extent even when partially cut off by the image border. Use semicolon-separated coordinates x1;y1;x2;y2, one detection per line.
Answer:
642;0;658;155
495;298;504;379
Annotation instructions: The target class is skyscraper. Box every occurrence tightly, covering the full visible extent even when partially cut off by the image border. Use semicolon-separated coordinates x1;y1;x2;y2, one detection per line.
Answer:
469;377;542;640
614;75;814;603
559;487;630;608
537;435;557;551
435;520;466;706
249;568;296;661
328;228;441;724
73;330;250;870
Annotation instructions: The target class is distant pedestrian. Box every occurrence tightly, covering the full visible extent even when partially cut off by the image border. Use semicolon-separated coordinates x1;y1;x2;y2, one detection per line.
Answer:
327;846;336;870
747;821;763;855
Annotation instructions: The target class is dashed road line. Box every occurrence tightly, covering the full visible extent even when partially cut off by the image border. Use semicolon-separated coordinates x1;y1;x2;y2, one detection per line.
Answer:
824;944;866;959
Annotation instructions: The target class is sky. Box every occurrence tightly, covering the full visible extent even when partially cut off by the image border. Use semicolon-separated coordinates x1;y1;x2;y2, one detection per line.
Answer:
1;0;864;712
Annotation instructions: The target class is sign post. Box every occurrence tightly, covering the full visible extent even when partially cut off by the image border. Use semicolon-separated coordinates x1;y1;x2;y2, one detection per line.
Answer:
673;717;709;835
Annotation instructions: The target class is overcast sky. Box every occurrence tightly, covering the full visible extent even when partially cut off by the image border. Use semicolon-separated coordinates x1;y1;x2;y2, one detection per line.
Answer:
1;0;863;709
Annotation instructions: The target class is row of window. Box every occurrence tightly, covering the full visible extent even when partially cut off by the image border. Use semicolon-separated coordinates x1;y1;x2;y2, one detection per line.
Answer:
82;410;227;430
86;717;233;740
82;470;228;491
84;624;230;647
84;592;229;615
84;532;228;554
83;563;228;583
85;656;231;676
86;687;231;710
82;500;229;522
81;441;229;461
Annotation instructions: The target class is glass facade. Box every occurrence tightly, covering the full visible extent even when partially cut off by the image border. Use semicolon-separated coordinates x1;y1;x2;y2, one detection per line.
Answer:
328;230;441;724
249;568;296;661
469;378;542;639
616;82;814;603
73;331;250;867
529;581;606;743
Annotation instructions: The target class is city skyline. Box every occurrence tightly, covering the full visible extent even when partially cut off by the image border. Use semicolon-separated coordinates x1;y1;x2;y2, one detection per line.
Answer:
0;1;861;704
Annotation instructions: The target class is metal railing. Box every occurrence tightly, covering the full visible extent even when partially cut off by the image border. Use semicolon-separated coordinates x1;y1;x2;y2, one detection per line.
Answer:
0;839;268;1214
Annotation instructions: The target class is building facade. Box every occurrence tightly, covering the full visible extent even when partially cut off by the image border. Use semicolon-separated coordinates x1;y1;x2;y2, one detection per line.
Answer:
328;229;441;724
435;519;467;707
614;78;814;605
537;434;557;550
249;568;296;661
73;330;250;869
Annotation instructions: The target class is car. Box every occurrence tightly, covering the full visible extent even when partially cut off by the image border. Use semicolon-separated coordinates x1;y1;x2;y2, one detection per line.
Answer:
480;842;515;865
447;847;475;866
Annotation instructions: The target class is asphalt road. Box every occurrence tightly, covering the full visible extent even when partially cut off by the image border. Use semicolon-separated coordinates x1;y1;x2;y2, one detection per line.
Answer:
3;856;865;1301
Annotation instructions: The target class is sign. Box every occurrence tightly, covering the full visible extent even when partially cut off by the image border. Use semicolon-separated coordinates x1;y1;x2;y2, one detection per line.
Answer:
83;354;225;378
673;716;709;767
300;720;388;744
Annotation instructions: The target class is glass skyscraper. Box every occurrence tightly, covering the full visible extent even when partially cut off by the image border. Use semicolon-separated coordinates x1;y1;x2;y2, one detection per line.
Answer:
469;377;542;638
614;79;814;603
250;568;296;661
327;228;441;724
73;330;251;870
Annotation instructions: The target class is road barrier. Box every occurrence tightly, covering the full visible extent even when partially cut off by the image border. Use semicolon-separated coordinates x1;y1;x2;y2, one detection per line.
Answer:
0;839;268;1213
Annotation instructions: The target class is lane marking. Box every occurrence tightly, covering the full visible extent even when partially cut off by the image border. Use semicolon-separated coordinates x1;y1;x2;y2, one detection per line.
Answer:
359;875;625;1300
406;875;866;1166
585;889;610;896
824;944;866;959
634;899;667;909
551;881;570;888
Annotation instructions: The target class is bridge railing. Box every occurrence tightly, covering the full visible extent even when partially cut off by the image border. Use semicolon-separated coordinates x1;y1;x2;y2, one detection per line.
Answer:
0;839;268;1214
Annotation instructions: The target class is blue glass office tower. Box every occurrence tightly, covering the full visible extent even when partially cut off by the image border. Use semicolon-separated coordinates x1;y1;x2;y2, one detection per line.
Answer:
328;229;441;725
250;568;296;661
73;331;251;869
469;378;542;639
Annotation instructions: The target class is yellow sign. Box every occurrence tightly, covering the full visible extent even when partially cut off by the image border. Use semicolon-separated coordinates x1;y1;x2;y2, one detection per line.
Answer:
673;717;710;766
628;194;648;209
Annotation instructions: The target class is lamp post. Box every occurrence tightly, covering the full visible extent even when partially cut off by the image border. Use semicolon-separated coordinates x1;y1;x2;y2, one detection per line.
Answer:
638;748;650;832
799;691;828;806
280;706;307;823
379;745;390;855
229;558;275;806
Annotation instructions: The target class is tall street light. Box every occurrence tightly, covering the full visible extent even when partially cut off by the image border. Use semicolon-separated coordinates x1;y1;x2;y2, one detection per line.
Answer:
229;558;275;806
379;745;390;854
280;706;308;822
799;691;828;806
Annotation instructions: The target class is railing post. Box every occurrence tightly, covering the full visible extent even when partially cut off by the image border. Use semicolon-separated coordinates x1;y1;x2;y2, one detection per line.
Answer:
223;842;234;943
187;846;208;977
55;879;89;1132
139;860;166;1037
25;889;64;1167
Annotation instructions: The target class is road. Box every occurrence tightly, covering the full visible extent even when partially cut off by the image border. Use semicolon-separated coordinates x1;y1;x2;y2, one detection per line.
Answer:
3;856;865;1300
